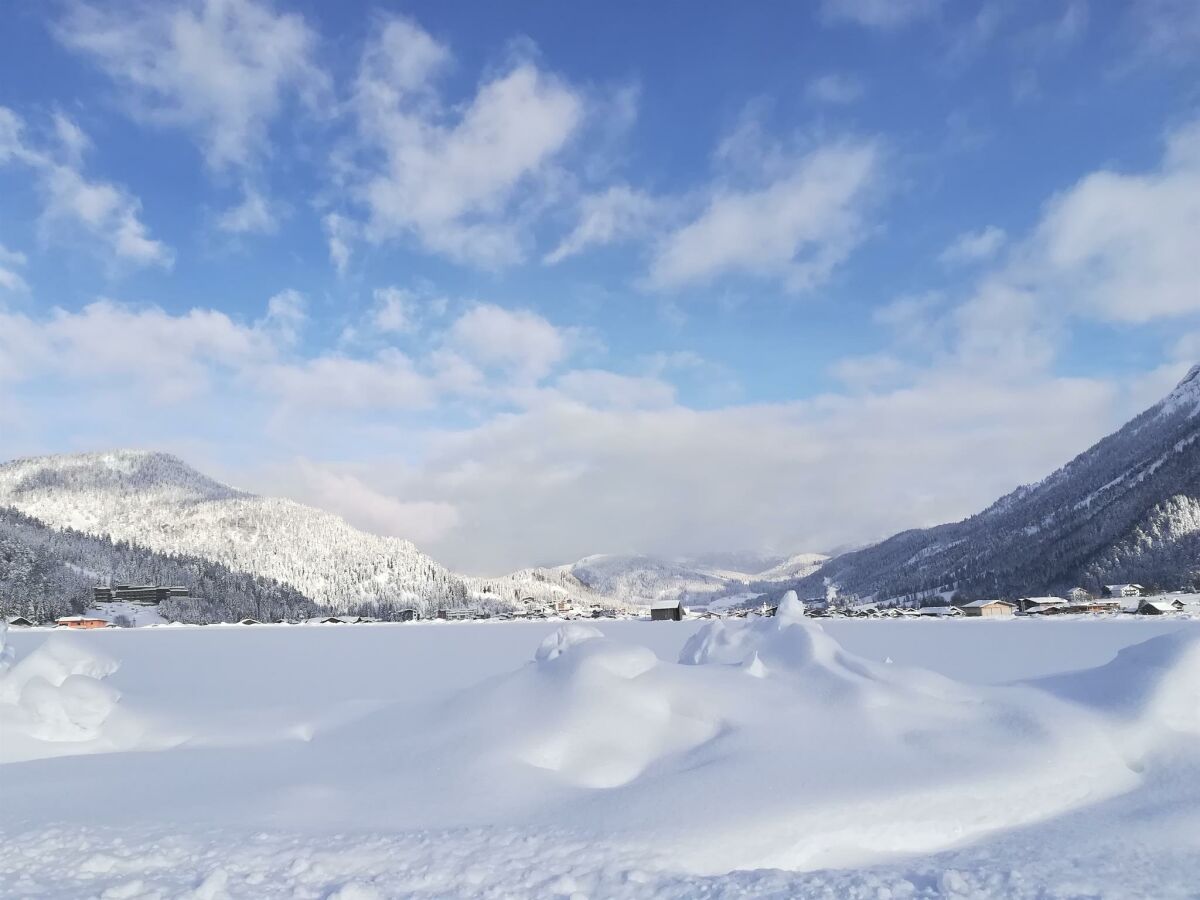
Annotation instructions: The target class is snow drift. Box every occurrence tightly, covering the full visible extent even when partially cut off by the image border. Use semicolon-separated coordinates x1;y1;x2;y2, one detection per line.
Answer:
0;622;137;762
343;598;1189;874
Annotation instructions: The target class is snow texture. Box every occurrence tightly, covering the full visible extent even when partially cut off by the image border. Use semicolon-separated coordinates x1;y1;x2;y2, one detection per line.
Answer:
2;617;1199;897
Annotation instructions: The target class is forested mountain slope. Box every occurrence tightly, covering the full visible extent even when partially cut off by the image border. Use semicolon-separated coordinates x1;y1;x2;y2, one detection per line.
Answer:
793;366;1200;603
0;451;471;616
0;505;315;623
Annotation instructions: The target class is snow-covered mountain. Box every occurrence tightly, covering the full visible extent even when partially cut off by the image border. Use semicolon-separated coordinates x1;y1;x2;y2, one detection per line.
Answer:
753;552;830;582
0;450;470;616
464;567;621;611
0;450;820;616
0;504;314;624
562;551;828;607
795;366;1200;603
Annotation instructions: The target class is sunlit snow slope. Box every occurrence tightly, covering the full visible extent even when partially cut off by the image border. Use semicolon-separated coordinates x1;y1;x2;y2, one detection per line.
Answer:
0;451;468;615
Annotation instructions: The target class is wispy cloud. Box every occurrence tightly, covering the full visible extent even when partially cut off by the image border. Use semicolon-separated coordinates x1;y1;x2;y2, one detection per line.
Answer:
0;107;172;268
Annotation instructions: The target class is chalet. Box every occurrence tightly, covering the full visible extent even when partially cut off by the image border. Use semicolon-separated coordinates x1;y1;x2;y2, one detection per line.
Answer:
1137;599;1184;615
1072;598;1122;614
958;599;1015;618
6;616;35;627
1066;587;1092;604
1104;584;1144;598
650;599;685;621
55;615;109;629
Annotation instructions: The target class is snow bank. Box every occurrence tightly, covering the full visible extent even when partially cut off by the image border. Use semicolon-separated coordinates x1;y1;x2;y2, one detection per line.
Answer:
0;621;135;762
1035;628;1200;754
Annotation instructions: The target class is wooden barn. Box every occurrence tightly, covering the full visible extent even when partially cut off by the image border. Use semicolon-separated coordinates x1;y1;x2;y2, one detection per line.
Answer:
650;599;685;621
6;616;35;627
958;599;1015;618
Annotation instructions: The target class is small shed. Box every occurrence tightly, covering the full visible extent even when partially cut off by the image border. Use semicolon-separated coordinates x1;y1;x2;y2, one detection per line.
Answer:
54;615;109;629
237;617;263;625
958;599;1015;618
650;599;684;621
6;616;35;627
397;608;416;622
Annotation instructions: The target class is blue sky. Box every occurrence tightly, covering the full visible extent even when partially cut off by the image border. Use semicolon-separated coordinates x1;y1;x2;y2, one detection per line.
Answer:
1;0;1199;572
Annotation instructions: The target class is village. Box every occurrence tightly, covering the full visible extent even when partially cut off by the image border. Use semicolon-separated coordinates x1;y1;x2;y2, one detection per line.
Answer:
5;581;1199;630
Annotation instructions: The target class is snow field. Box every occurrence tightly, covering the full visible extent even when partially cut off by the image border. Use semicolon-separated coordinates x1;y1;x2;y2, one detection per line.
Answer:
2;614;1199;897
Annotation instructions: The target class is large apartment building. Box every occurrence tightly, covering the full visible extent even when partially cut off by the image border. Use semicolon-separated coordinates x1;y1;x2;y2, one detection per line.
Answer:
93;584;190;605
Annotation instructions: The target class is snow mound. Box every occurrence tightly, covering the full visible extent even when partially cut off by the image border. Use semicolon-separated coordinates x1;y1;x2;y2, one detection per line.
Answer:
514;626;717;788
533;623;604;662
375;616;1152;873
0;622;142;760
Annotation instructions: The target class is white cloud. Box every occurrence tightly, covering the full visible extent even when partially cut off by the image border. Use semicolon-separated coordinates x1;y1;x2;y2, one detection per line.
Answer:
1131;0;1200;63
0;299;270;401
805;73;866;104
828;353;908;391
371;287;417;334
820;0;942;29
257;350;434;412
0;107;172;268
939;225;1007;265
282;460;460;546
648;139;880;292
56;0;326;172
544;185;659;264
322;213;355;275
362;371;1134;572
0;243;29;293
344;16;586;268
259;289;306;344
554;370;676;410
1019;119;1200;322
217;185;277;234
446;304;571;381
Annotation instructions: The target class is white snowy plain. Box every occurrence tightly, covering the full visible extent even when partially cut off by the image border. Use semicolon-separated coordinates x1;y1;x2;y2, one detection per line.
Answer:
1;610;1199;899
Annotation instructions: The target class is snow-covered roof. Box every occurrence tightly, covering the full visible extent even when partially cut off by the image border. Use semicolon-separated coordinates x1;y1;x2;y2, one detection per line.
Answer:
54;615;106;622
1021;596;1066;604
650;599;683;610
1105;584;1143;591
961;599;1015;608
1139;601;1179;612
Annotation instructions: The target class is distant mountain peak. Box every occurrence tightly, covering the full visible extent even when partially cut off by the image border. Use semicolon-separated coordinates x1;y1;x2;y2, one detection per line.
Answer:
1159;363;1200;418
